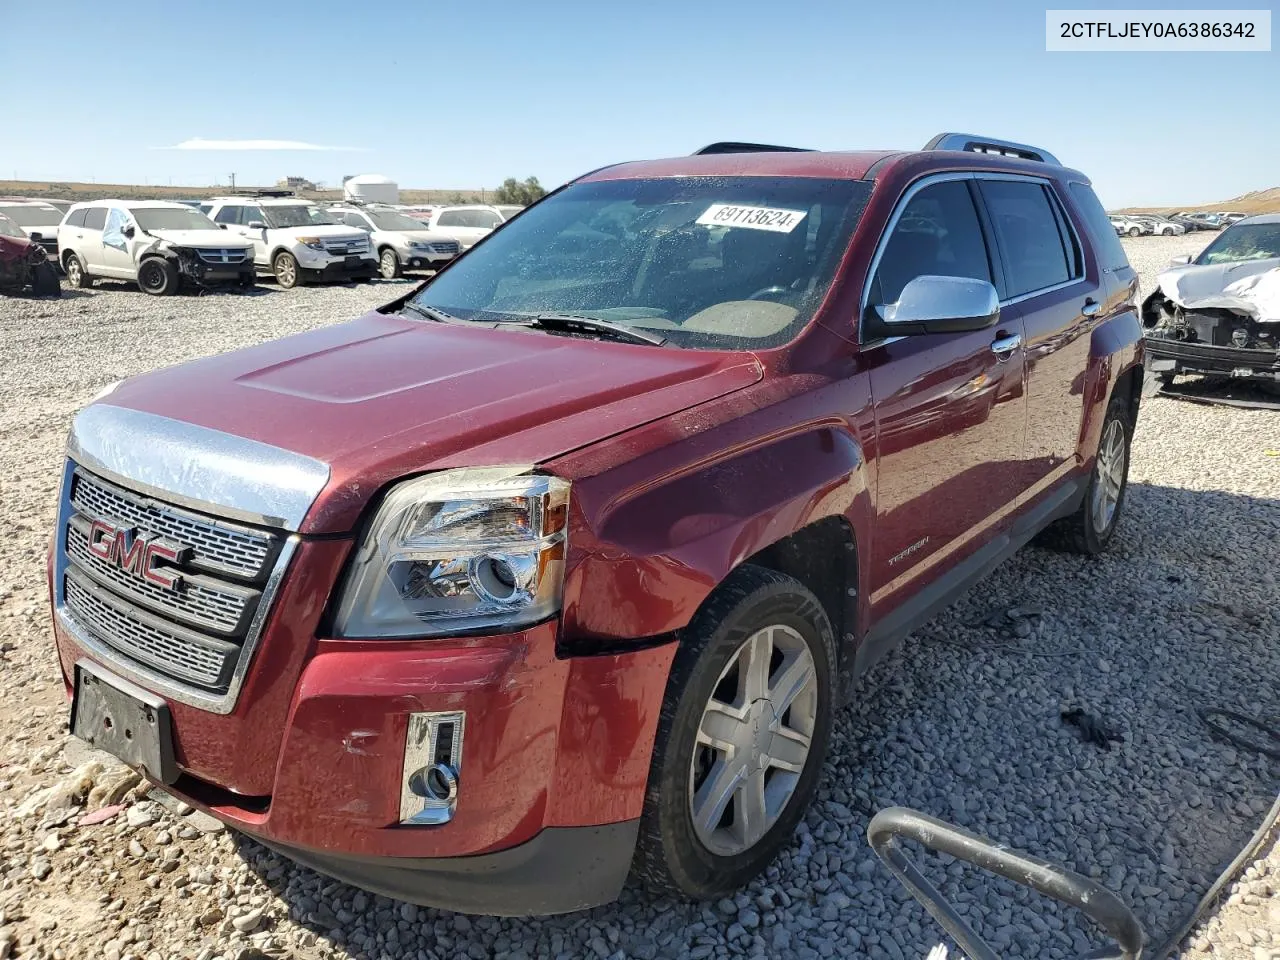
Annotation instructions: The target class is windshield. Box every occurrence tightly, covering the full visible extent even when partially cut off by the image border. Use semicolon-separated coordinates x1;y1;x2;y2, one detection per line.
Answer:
0;204;61;228
368;209;434;231
133;207;221;232
265;204;337;228
0;215;23;239
1196;223;1280;265
411;176;871;350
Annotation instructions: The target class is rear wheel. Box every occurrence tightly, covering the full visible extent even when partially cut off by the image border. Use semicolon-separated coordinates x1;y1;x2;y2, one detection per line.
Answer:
1039;393;1132;555
273;251;303;288
137;257;179;296
379;247;402;279
631;565;835;900
64;253;92;289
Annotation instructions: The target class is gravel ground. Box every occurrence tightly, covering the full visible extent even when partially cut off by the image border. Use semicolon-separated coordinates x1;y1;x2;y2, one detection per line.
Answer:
1;240;1278;960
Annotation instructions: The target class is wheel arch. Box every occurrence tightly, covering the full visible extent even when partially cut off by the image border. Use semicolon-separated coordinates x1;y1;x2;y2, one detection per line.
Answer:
559;422;870;693
1080;310;1144;460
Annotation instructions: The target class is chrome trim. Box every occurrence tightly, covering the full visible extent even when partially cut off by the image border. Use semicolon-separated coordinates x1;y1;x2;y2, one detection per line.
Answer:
990;333;1023;358
858;171;1088;343
55;529;299;715
68;404;329;532
400;711;465;825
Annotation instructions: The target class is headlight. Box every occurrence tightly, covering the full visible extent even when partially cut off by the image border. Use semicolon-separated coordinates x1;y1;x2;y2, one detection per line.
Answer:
334;467;570;638
408;239;429;249
297;237;327;251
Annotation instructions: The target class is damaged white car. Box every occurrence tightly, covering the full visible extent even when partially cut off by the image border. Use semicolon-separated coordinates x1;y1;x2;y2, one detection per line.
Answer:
57;200;256;295
1142;214;1280;387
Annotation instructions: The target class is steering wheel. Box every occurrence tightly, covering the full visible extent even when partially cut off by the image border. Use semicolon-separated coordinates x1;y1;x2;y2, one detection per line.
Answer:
747;285;791;301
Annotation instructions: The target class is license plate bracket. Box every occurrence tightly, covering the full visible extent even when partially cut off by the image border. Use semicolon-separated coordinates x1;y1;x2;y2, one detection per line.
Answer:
70;661;177;784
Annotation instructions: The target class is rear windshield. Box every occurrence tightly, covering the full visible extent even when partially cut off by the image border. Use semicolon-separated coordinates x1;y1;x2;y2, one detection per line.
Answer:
412;176;872;350
264;205;337;228
0;204;62;227
1196;223;1280;264
133;208;220;232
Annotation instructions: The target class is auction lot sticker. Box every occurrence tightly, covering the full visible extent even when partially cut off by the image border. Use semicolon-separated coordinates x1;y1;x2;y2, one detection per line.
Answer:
697;204;808;233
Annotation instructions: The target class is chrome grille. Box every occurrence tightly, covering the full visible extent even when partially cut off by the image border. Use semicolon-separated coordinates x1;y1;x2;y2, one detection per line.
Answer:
71;471;275;581
323;236;371;255
60;466;286;698
64;571;236;690
429;241;460;255
195;248;250;264
65;517;254;635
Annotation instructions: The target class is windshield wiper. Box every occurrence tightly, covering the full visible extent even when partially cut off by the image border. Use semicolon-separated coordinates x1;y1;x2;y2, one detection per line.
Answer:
511;313;668;347
400;301;456;324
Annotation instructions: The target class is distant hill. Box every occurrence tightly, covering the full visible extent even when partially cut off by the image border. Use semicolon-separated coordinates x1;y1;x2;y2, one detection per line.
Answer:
1119;186;1280;216
0;179;491;205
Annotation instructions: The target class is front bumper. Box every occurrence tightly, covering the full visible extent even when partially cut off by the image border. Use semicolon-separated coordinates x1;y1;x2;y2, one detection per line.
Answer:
402;251;455;271
1145;335;1280;382
53;573;676;912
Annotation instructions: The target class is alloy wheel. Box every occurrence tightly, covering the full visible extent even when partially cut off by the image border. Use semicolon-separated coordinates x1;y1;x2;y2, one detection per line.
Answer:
1091;418;1126;533
689;624;818;856
66;258;81;286
276;256;296;287
380;250;397;279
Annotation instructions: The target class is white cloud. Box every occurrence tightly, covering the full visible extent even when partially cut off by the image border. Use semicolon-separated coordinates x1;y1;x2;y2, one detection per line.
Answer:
162;138;366;152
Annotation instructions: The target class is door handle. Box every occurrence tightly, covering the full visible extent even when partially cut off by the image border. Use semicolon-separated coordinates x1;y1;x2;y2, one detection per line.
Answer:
1082;298;1101;317
990;332;1022;359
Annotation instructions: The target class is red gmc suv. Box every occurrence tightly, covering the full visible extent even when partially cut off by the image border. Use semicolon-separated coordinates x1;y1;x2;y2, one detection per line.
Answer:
49;133;1144;916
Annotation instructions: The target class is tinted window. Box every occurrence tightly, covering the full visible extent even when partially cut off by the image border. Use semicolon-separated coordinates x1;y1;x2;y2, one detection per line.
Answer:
214;206;241;224
66;208;88;228
82;207;106;231
341;212;370;229
1070;183;1130;272
980;180;1071;297
436;210;465;227
871;179;991;305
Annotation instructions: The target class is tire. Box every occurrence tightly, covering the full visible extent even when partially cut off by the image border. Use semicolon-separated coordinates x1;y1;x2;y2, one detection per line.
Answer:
1038;392;1132;555
1128;227;1141;237
31;261;62;298
273;251;304;288
1161;227;1174;236
137;257;179;296
631;564;836;900
64;253;92;289
378;247;402;280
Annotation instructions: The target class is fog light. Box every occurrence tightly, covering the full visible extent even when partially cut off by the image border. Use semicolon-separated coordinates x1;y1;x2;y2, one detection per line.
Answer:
400;711;465;825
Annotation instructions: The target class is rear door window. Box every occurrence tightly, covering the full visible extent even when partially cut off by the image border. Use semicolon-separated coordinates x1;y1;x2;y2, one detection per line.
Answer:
869;178;992;306
977;180;1073;298
82;207;106;231
1070;183;1131;273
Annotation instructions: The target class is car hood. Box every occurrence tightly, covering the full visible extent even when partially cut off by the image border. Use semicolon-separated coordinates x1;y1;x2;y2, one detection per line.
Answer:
148;229;254;249
386;229;456;244
1155;258;1280;321
269;224;363;240
0;233;35;263
99;311;763;533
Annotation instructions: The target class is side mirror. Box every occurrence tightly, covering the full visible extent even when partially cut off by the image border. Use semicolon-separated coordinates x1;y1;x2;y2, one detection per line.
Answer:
1169;254;1193;266
871;275;1001;337
246;220;267;230
122;225;135;238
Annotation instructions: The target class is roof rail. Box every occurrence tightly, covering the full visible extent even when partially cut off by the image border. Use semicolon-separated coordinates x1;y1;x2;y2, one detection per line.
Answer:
692;141;813;155
246;189;297;198
924;133;1060;166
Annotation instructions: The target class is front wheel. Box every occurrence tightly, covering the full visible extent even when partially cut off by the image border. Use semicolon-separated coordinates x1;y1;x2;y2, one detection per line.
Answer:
379;248;402;279
273;251;303;288
1039;394;1132;555
1128;227;1141;237
64;253;92;289
137;257;179;296
631;565;835;900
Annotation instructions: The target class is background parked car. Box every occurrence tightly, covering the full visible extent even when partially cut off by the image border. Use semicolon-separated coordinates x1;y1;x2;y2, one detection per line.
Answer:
327;203;461;278
495;205;525;220
0;200;64;259
0;213;61;297
1109;215;1148;237
58;200;256;295
1135;215;1186;236
419;204;505;249
199;195;378;287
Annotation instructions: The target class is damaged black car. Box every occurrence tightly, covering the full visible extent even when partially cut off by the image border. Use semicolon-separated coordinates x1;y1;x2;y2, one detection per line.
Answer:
1142;214;1280;388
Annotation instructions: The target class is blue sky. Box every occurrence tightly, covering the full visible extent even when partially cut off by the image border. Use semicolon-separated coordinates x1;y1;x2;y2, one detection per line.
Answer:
2;0;1275;206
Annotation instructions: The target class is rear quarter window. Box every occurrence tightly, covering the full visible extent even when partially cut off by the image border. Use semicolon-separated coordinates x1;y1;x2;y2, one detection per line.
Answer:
1069;182;1130;273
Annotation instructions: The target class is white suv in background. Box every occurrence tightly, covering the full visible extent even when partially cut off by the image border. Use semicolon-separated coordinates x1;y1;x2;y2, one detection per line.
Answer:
199;195;378;287
56;200;256;295
0;201;64;260
327;203;462;278
419;205;505;249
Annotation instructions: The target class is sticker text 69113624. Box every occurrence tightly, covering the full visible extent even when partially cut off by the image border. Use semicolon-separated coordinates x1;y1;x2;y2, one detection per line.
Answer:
696;203;808;233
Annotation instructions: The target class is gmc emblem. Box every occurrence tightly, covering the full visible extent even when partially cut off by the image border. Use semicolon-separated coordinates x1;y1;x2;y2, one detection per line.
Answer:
87;520;188;591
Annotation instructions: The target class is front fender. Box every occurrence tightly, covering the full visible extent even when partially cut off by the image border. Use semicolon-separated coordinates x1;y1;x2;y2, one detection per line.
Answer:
560;423;869;643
